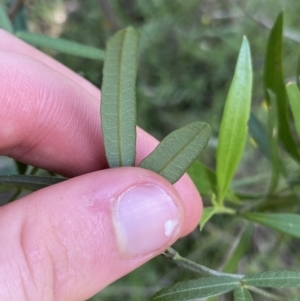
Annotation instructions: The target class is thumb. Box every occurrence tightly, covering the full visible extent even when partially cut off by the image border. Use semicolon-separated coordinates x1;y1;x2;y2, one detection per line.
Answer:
0;167;193;301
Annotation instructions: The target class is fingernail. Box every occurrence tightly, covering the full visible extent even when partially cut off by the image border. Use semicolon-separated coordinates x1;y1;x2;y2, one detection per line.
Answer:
112;184;181;257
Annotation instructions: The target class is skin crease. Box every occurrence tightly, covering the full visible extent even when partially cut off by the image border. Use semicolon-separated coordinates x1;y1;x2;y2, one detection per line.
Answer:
0;29;202;301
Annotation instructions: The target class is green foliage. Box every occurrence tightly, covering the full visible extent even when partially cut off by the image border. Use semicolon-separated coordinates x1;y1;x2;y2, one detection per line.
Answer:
16;31;105;60
267;91;280;193
139;122;211;183
216;37;252;202
264;13;300;162
1;2;300;301
188;161;216;196
150;276;240;300
199;207;218;230
222;224;253;274
233;287;253;301
0;3;13;33
242;213;300;239
0;175;66;191
248;113;270;159
286;83;300;138
297;55;300;90
243;270;300;288
101;27;139;167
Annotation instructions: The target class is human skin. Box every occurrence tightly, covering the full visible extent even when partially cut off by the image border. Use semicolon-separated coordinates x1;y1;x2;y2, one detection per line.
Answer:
0;30;202;301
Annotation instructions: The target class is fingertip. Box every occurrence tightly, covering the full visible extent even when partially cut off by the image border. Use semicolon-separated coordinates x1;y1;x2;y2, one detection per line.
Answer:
174;174;202;236
136;127;202;236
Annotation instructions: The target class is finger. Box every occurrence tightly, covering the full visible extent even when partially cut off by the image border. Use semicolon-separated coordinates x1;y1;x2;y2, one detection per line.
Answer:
0;29;100;99
0;168;186;301
0;50;163;174
0;48;201;236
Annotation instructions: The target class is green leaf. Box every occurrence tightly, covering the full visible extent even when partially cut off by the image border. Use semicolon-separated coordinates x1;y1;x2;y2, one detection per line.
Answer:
0;3;13;33
11;1;27;32
297;54;300;90
0;175;66;191
15;160;27;174
256;194;298;212
264;12;300;162
222;224;253;273
150;276;239;301
216;37;252;201
101;27;139;167
200;207;217;230
140;122;211;184
188;161;237;203
286;83;300;138
267;91;279;193
248;112;270;159
188;161;216;196
243;270;300;288
233;287;253;301
16;31;105;60
242;212;300;239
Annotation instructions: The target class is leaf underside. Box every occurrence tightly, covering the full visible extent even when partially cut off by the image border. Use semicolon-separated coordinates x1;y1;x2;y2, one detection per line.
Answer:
243;270;300;288
139;122;211;184
0;175;66;191
101;27;139;167
150;276;239;301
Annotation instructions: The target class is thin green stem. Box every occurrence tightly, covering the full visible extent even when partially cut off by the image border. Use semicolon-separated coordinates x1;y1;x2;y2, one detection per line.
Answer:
163;247;244;279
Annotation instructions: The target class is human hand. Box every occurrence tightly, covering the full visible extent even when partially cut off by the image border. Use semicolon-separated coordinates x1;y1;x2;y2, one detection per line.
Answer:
0;30;202;301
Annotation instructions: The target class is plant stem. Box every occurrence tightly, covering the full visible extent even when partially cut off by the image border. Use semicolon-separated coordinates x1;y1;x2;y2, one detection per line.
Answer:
163;247;244;279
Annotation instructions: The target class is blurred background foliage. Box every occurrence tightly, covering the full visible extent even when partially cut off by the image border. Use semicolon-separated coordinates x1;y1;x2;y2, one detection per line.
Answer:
1;0;300;300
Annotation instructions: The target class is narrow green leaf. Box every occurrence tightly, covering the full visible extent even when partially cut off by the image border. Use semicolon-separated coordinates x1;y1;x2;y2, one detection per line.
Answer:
248;112;270;159
101;27;139;167
264;12;300;162
16;31;105;60
242;212;300;239
222;224;253;273
188;161;216;196
256;194;298;212
243;270;300;288
11;1;27;32
200;207;217;230
297;54;300;90
0;3;13;33
216;37;252;201
0;175;66;191
150;276;239;301
139;122;211;184
286;83;300;138
233;287;253;301
15;160;27;174
267;91;279;193
188;161;237;203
